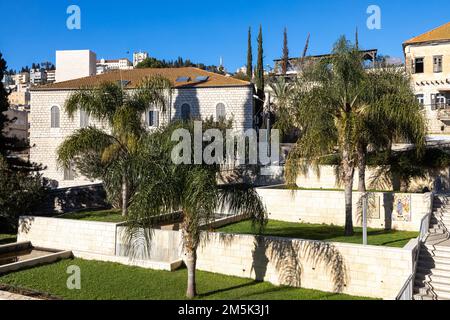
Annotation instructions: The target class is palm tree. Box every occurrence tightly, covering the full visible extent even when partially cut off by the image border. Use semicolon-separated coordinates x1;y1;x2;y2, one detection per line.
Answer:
57;76;172;216
283;36;366;236
126;120;267;298
356;67;426;192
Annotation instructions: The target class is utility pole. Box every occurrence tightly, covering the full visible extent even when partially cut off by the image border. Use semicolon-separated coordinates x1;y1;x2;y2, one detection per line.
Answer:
362;193;368;245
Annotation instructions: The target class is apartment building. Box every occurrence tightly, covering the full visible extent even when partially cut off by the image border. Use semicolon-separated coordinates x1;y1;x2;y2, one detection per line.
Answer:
404;22;450;134
30;68;47;85
96;58;133;74
133;51;149;67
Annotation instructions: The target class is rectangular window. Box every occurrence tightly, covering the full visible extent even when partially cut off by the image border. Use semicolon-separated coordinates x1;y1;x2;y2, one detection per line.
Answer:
148;110;159;127
437;93;446;108
416;94;424;108
414;58;424;74
64;163;75;181
80;110;89;128
434;56;443;73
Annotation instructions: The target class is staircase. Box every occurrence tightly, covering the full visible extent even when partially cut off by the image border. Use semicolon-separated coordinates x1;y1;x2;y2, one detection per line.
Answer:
414;195;450;300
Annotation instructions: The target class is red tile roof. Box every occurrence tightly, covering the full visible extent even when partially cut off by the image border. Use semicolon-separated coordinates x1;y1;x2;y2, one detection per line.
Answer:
32;67;251;91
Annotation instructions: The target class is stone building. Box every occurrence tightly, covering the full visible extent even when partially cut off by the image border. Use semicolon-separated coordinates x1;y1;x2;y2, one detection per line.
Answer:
404;22;450;134
29;67;254;188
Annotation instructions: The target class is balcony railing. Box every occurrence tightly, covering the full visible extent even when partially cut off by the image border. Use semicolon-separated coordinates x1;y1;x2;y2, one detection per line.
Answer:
437;103;450;120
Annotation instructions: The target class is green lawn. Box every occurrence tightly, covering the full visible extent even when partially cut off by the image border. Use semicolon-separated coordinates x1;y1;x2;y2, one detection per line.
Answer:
0;234;16;245
0;258;373;300
217;220;418;248
58;209;124;223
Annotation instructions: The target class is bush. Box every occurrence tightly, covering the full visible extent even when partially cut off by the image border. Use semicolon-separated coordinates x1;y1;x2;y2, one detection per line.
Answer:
0;157;45;232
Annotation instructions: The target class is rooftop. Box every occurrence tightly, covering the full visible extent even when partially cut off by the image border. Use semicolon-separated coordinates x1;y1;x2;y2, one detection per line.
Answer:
31;67;251;91
404;22;450;45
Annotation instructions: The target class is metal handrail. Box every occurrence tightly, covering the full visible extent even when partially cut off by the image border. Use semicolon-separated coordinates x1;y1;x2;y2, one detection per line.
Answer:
396;209;432;300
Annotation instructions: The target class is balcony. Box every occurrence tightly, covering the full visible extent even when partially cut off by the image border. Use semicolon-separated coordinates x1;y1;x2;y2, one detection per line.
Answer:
437;103;450;120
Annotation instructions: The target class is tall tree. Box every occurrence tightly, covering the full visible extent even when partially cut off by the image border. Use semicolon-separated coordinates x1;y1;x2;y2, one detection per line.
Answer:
126;120;266;299
57;76;172;216
246;27;253;80
255;25;264;94
356;67;426;191
283;36;366;236
281;27;289;75
0;53;9;139
255;25;265;119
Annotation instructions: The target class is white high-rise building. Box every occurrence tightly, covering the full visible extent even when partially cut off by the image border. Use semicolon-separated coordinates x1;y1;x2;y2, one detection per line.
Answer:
133;51;149;67
55;50;97;83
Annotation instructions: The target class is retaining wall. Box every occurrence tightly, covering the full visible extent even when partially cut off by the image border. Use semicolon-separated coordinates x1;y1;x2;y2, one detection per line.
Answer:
256;187;432;231
17;215;418;299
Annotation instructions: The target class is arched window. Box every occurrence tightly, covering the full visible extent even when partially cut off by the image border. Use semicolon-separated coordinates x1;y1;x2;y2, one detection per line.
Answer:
51;106;60;128
216;103;226;121
181;103;191;120
80;110;89;128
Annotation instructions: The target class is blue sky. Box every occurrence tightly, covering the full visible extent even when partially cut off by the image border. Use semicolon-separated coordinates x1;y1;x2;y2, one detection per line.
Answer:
1;0;449;72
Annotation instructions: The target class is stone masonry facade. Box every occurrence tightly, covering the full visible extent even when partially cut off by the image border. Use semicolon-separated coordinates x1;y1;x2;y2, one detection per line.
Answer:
30;86;254;188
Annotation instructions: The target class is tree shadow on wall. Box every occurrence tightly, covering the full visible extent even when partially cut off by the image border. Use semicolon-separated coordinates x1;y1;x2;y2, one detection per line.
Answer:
251;236;348;293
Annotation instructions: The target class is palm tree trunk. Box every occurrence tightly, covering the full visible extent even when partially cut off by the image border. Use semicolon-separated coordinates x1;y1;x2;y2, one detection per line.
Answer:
182;212;198;299
121;175;128;217
342;146;355;236
185;248;197;299
357;143;367;192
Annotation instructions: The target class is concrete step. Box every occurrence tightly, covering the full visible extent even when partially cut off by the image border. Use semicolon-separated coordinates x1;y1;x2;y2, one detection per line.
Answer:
416;272;450;285
418;256;450;270
413;293;435;300
425;244;450;253
429;228;446;235
427;248;450;259
414;282;450;300
416;267;450;278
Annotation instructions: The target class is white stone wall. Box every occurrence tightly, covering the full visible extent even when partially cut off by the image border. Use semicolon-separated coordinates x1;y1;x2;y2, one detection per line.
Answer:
256;187;432;231
55;50;97;83
295;165;450;193
30;86;253;187
17;216;414;299
17;217;117;255
196;232;413;299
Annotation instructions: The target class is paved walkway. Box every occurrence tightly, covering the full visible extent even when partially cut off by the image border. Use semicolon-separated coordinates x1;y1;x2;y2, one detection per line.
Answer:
0;290;39;300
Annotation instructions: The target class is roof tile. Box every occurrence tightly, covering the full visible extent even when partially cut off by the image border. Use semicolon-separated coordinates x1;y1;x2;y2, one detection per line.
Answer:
32;67;250;91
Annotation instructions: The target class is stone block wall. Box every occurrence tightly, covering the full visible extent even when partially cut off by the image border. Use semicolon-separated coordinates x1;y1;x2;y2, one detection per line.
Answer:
256;187;432;231
17;217;117;255
30;86;254;187
196;232;413;299
16;215;417;299
296;165;450;193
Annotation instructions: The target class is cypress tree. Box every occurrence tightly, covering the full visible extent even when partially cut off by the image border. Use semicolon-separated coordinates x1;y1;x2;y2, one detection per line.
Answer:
281;27;289;75
246;27;253;80
0;52;40;171
255;25;264;97
0;53;11;150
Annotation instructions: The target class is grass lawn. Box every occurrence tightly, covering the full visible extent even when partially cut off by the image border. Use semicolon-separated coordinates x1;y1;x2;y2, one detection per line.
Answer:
217;220;418;248
0;258;374;300
58;209;124;223
0;234;16;245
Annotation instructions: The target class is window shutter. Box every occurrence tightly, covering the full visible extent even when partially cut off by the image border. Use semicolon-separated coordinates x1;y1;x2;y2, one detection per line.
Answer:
411;59;416;74
431;94;437;110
